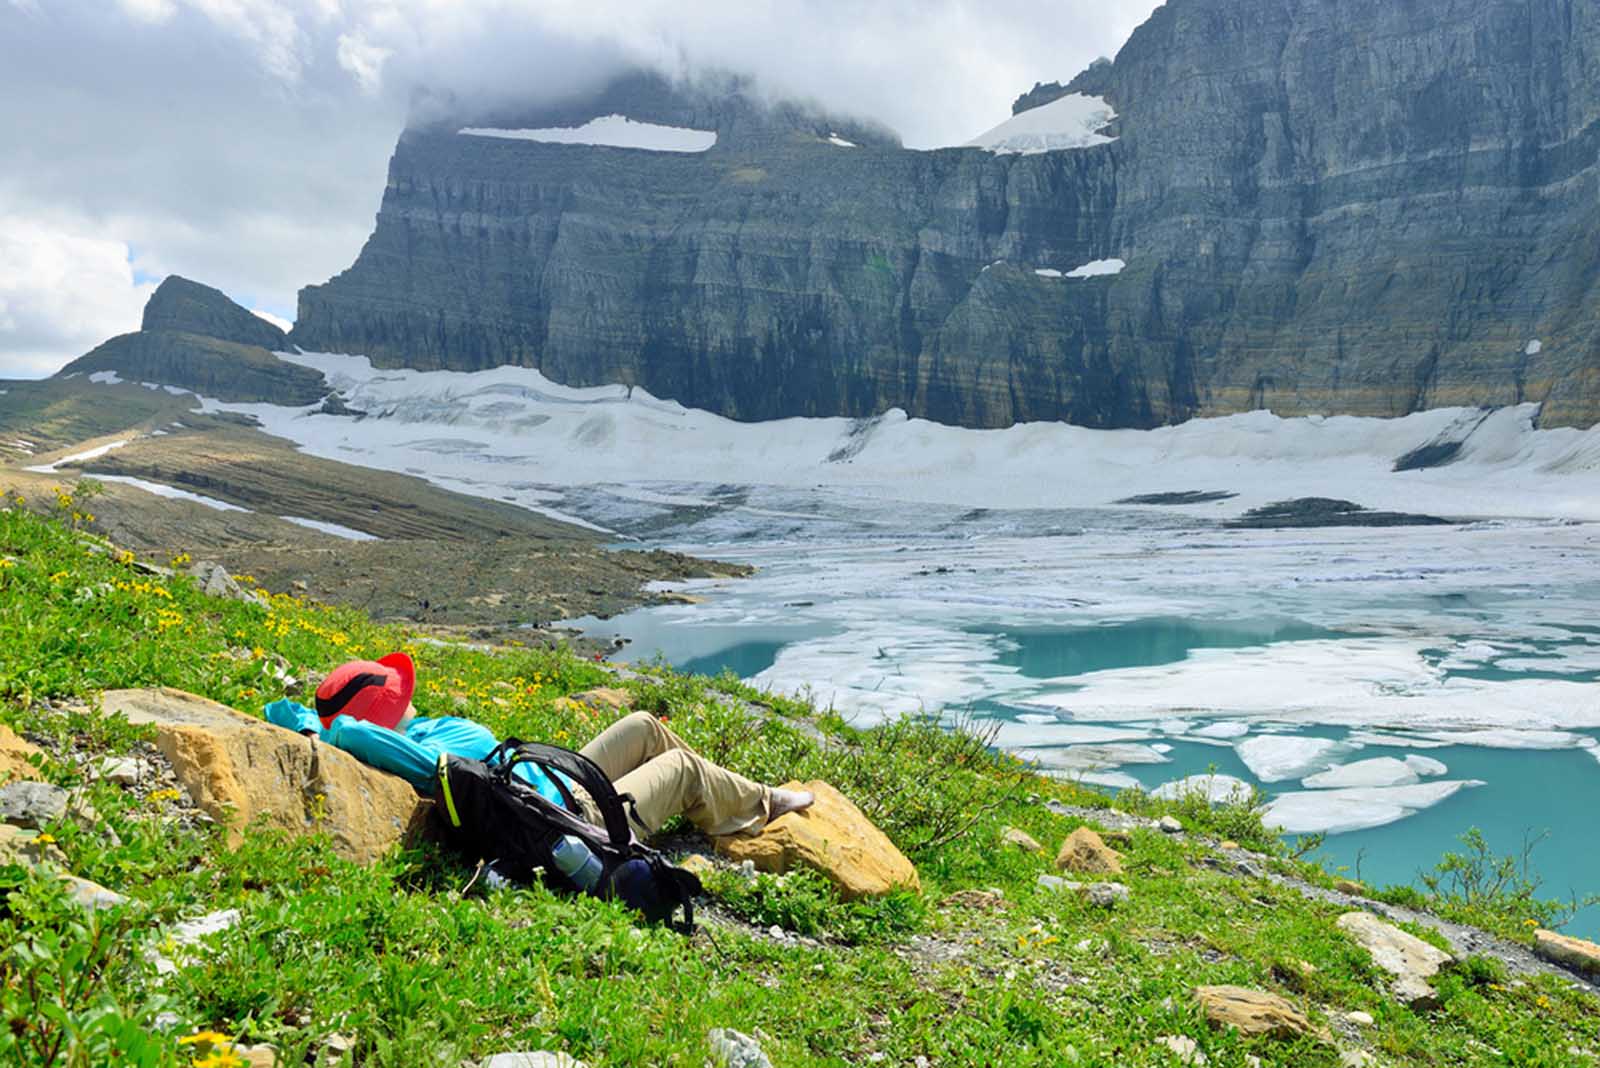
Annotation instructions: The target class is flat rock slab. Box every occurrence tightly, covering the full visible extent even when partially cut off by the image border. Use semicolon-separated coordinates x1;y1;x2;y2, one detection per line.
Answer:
1055;826;1124;875
100;687;430;864
0;724;43;783
1337;911;1454;1008
1534;929;1600;977
1194;985;1314;1039
0;780;69;828
714;779;919;900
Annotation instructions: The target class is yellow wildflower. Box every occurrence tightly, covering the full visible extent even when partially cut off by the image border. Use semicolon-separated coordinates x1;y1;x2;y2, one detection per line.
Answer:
193;1050;245;1068
1536;994;1552;1009
177;1031;232;1046
148;788;182;804
0;559;14;570
34;833;55;845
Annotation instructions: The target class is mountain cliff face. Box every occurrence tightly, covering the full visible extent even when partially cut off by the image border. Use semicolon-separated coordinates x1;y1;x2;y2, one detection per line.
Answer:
61;277;327;405
292;0;1600;430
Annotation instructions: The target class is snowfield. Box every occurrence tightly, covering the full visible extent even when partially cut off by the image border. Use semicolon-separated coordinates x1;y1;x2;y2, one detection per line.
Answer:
459;116;717;153
964;93;1117;154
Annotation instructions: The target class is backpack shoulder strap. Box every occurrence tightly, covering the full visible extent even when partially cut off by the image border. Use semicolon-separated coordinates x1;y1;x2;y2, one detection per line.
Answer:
495;739;635;851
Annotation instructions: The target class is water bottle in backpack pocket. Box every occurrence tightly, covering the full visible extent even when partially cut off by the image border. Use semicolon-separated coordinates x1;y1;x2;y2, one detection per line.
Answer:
550;834;603;891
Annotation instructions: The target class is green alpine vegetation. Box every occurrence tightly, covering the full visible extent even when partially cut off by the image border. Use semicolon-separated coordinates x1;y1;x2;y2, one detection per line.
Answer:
1;499;1596;1067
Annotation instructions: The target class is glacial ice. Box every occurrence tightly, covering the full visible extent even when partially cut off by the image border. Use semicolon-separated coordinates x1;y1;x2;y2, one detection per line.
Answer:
1065;258;1126;278
964;94;1117;154
1301;757;1419;789
1263;781;1485;835
1150;774;1255;805
91;474;247;512
1236;735;1345;782
25;438;131;474
1403;755;1449;777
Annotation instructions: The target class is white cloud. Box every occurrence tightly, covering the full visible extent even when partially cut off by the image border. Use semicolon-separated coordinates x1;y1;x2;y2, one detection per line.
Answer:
0;215;156;378
251;308;294;332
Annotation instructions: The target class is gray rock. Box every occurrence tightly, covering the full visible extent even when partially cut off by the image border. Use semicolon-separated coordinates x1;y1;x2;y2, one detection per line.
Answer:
97;755;149;785
0;781;69;828
1158;816;1184;834
481;1054;587;1068
1001;826;1043;852
1086;882;1130;908
1337;911;1455;1009
708;1028;772;1068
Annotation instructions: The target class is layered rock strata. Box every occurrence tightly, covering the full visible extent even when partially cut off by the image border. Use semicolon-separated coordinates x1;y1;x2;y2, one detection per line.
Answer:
292;0;1600;429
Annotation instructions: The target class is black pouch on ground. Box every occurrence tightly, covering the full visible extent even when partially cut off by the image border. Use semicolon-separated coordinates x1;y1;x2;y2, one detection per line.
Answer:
433;738;702;931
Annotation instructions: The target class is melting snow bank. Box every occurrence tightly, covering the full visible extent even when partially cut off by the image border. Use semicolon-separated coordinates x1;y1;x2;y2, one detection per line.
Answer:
91;475;248;512
280;516;379;541
25;439;131;474
186;351;1600;524
1263;780;1486;835
459;116;717;153
964;93;1116;154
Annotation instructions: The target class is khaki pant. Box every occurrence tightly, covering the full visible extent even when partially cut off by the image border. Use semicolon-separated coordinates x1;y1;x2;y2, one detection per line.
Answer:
574;711;770;838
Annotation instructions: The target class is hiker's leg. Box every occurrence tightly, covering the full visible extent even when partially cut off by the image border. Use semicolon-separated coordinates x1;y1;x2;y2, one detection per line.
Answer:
612;749;771;837
578;711;692;780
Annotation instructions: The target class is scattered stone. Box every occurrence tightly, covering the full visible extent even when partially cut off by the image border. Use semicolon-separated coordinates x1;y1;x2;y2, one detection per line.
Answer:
1086;882;1130;908
1055;827;1123;875
1335;879;1368;897
188;561;256;604
1340;1052;1376;1067
481;1054;587;1068
1156;1034;1208;1064
99;688;429;864
676;854;717;880
708;1028;772;1068
0;780;69;828
96;755;150;785
1158;815;1184;834
174;908;241;945
0;724;43;783
568;688;633;712
234;1043;278;1068
944;888;1006;910
1533;929;1600;977
1037;874;1068;891
0;823;66;866
1001;826;1043;852
1345;1011;1375;1027
714;780;919;900
1194;985;1314;1040
1337;912;1454;1009
62;874;128;910
1219;841;1239;851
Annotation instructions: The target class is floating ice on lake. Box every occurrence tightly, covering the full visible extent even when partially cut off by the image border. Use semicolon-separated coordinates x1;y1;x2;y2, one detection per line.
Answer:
1067;770;1143;790
1192;722;1251;740
1404;755;1449;777
1345;731;1452;749
1012;743;1171;771
1263;780;1485;835
1236;735;1345;782
1150;743;1174;754
1301;757;1419;789
1150;774;1255;805
1423;728;1594;749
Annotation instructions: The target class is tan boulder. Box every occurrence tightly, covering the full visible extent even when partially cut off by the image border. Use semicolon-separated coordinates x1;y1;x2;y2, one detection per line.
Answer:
1055;827;1123;875
1336;912;1454;1009
1533;929;1600;976
713;780;919;900
99;688;429;864
1001;826;1043;853
0;724;42;783
1194;985;1314;1040
568;688;633;712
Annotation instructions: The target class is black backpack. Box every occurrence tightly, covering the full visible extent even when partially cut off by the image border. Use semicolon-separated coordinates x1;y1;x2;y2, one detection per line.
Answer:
432;738;702;932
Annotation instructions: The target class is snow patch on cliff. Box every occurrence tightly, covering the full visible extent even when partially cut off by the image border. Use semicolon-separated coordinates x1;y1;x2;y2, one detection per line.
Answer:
459;115;717;153
964;93;1116;154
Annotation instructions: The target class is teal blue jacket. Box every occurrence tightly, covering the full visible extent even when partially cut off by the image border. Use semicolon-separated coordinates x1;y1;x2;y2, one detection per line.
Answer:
263;699;571;809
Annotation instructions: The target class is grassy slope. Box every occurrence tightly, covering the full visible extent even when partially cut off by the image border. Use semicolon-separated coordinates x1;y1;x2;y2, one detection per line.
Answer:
0;503;1594;1068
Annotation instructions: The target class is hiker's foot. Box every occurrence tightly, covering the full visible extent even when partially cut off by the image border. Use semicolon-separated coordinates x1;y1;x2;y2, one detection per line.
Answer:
768;788;814;823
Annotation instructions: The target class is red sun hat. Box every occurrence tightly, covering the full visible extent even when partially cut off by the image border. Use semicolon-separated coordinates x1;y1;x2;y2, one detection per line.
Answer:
314;652;415;730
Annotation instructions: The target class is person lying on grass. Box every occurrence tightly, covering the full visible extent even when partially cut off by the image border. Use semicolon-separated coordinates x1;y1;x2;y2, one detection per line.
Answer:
264;652;814;838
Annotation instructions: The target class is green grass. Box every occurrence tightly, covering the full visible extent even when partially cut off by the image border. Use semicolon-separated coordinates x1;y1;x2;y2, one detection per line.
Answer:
1;503;1596;1067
